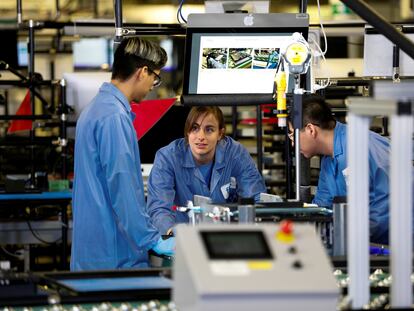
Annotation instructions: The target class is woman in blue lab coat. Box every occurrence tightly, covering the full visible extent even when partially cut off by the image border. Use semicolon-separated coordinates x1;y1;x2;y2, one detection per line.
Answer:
147;106;267;234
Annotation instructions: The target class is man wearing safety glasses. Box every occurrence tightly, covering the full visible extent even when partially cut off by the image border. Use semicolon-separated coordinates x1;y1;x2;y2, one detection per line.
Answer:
288;95;391;245
71;37;174;271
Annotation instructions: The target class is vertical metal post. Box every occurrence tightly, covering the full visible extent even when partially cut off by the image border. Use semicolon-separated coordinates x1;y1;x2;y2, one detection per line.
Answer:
299;155;311;202
55;0;61;19
28;20;36;188
292;91;303;201
390;101;413;307
28;21;35;89
285;125;293;199
49;49;56;110
59;79;68;179
17;0;22;24
392;44;400;82
113;0;123;53
256;105;263;175
93;0;99;18
347;111;370;309
294;128;301;201
332;197;347;257
299;0;308;13
4;90;9;116
382;117;389;136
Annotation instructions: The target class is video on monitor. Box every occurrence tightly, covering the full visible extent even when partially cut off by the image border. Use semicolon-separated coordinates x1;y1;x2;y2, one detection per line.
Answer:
192;34;290;94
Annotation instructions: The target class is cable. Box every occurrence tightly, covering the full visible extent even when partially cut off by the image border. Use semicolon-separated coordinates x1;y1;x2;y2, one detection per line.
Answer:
177;0;187;25
310;36;331;90
176;8;182;25
26;220;61;245
179;0;187;23
316;0;328;56
1;246;23;259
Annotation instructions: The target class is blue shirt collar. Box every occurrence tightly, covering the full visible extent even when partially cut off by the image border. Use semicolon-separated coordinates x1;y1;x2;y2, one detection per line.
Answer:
100;82;132;114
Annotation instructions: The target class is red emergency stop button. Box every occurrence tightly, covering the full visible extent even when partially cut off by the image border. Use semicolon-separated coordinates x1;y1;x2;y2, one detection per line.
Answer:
276;220;295;243
280;220;293;234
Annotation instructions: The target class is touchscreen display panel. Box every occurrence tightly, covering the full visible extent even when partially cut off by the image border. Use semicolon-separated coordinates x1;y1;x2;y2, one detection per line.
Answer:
201;231;273;260
189;33;292;94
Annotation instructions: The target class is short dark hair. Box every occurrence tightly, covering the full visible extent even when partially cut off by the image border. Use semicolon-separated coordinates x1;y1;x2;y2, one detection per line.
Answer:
184;106;225;143
111;37;167;81
289;95;336;130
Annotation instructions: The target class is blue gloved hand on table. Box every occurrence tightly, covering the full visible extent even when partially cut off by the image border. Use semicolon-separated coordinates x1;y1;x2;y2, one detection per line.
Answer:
152;236;175;257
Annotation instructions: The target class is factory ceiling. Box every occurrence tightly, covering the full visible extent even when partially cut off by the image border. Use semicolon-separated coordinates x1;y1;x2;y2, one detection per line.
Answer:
0;0;406;26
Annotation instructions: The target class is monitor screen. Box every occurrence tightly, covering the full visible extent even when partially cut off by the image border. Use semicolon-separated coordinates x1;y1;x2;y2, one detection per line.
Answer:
73;38;110;69
182;13;309;105
201;230;273;259
17;40;28;67
191;34;288;94
160;38;175;71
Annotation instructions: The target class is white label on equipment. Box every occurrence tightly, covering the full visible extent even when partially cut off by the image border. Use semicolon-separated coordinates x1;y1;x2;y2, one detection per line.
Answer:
210;261;250;276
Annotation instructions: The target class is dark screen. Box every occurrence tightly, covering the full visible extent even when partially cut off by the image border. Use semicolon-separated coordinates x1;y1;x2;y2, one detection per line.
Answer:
324;37;349;58
201;231;273;260
138;105;190;163
0;30;18;68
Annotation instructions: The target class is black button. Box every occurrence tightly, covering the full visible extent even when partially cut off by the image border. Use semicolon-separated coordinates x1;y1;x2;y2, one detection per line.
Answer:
292;260;303;269
288;246;297;254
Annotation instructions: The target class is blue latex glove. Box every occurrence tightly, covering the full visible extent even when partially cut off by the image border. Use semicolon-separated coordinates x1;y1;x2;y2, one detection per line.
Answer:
152;236;175;257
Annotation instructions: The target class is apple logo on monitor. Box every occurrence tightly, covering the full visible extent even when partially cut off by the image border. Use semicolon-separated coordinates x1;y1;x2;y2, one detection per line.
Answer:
243;14;254;26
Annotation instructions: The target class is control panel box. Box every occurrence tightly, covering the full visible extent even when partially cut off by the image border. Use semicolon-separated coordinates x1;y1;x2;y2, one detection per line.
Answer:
173;223;338;311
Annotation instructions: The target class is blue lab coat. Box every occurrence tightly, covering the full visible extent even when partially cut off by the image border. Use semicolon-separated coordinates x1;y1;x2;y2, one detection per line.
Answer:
71;82;160;271
313;122;391;244
147;137;267;234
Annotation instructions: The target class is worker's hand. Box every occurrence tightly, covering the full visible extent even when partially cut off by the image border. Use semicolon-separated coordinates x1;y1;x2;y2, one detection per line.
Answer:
152;236;175;257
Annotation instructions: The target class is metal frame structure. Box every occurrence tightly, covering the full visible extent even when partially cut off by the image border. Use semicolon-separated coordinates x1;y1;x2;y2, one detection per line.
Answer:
332;2;414;307
0;22;70;183
0;191;72;270
347;97;413;309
